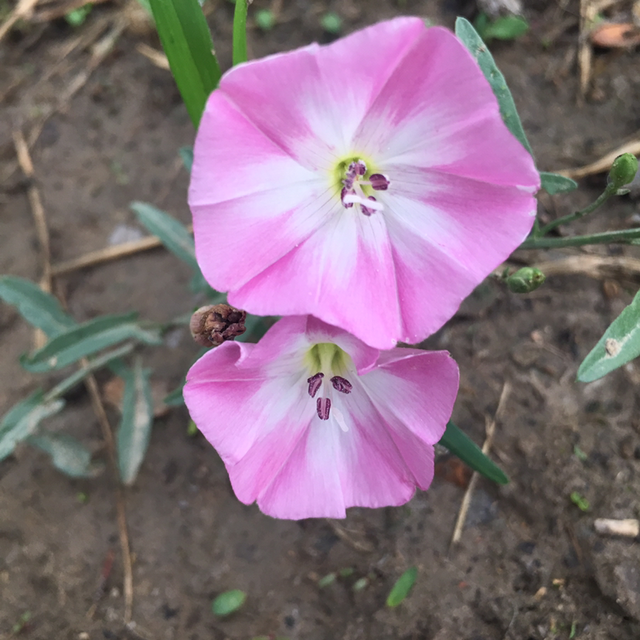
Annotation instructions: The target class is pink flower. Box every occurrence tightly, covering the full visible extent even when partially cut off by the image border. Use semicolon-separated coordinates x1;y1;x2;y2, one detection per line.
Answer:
189;17;540;349
183;316;459;520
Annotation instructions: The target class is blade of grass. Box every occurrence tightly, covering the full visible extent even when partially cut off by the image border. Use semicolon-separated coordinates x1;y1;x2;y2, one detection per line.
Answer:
233;0;249;66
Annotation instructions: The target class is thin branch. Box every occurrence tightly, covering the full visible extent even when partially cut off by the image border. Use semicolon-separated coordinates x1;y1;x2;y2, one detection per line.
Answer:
450;383;511;547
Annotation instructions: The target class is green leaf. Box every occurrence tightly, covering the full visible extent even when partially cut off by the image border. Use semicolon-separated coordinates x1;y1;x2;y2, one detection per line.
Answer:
178;146;194;172
117;359;155;485
482;15;529;41
0;276;75;337
578;288;640;382
540;172;578;195
455;17;533;157
386;567;417;607
65;4;92;27
44;343;136;402
233;0;249;66
320;12;342;34
28;433;99;478
439;421;509;485
130;201;199;273
255;8;275;31
0;391;65;461
148;0;221;128
212;590;247;617
163;380;185;406
20;313;162;373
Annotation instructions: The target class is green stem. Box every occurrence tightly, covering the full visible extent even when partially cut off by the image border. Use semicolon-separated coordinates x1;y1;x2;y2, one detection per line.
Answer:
520;227;640;250
537;187;613;237
232;0;249;66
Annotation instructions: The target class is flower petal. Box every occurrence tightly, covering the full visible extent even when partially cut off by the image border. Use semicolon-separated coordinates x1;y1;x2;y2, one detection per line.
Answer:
353;26;539;189
229;209;402;350
374;168;535;343
213;17;427;167
257;384;419;519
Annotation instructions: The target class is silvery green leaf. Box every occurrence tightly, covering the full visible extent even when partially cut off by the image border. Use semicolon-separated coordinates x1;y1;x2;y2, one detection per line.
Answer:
0;392;65;461
28;433;100;478
117;359;154;485
578;288;640;382
0;276;75;337
455;17;533;157
540;172;578;194
20;313;161;373
130;201;199;273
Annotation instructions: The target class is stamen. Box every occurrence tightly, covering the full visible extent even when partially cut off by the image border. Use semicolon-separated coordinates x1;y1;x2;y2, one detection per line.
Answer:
330;376;352;394
369;174;390;190
340;187;354;208
317;397;331;420
307;372;324;398
361;196;379;217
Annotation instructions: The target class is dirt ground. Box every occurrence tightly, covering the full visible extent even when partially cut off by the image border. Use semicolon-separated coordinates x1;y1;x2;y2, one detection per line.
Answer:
2;0;640;638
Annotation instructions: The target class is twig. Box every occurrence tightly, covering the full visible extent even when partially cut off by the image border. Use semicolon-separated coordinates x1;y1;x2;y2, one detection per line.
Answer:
136;43;170;70
84;370;134;623
551;137;640;179
51;223;194;276
0;0;40;43
578;0;595;97
450;383;512;547
33;0;111;22
13;129;51;350
325;519;375;553
534;255;640;280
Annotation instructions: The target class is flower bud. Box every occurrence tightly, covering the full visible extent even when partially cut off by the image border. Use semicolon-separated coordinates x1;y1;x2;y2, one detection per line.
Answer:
607;153;639;192
506;267;546;294
190;304;247;347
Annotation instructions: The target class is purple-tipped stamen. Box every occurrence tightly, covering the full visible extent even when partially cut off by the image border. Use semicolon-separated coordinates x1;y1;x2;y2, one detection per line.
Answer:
369;173;390;190
317;397;331;420
331;376;352;394
307;372;324;398
341;187;355;208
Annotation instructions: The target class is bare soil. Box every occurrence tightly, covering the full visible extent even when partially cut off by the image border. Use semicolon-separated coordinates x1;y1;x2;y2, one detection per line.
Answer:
2;1;640;638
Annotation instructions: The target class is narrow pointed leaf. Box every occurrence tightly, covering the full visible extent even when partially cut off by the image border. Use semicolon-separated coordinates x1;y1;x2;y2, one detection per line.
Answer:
0;276;75;337
386;567;417;607
0;391;65;461
232;0;249;66
439;421;509;484
148;0;221;127
578;288;640;382
28;433;100;478
455;17;533;157
178;146;194;172
130;201;199;272
540;172;578;195
20;313;162;373
44;343;136;402
117;359;154;485
164;380;185;406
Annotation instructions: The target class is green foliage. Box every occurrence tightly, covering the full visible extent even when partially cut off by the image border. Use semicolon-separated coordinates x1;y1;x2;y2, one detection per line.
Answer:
0;392;65;462
386;567;417;607
506;267;546;293
539;172;578;195
178;146;194;172
117;359;155;485
474;13;529;43
65;4;92;27
455;17;533;157
570;491;589;512
0;275;75;338
28;433;98;478
20;313;162;373
439;421;509;484
212;589;247;616
255;9;275;31
148;0;222;128
320;12;342;34
578;288;640;382
608;153;639;191
233;0;249;65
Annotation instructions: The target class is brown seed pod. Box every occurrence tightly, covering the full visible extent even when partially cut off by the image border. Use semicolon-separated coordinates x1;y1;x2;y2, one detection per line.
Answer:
190;304;247;348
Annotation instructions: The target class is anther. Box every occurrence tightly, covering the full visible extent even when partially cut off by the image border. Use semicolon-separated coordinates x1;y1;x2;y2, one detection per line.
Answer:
317;397;331;420
307;372;324;398
330;376;352;394
361;196;379;217
369;174;390;190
